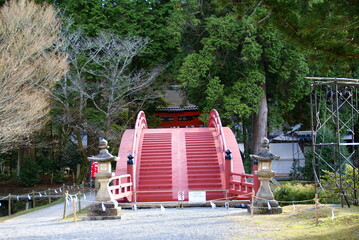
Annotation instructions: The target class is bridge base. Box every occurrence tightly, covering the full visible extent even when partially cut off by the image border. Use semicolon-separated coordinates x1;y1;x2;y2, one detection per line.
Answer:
248;199;282;214
84;201;122;221
118;200;250;209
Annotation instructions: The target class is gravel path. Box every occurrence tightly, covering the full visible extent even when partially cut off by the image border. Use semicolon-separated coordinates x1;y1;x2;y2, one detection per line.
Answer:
0;201;277;240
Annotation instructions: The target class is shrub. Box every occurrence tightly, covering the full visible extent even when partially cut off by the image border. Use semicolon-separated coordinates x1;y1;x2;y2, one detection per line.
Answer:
18;158;40;187
37;157;55;175
274;183;315;205
319;164;359;205
0;174;12;181
53;170;65;184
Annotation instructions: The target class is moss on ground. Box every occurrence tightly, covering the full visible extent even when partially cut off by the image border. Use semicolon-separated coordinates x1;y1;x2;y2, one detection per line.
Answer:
279;205;359;240
233;204;359;240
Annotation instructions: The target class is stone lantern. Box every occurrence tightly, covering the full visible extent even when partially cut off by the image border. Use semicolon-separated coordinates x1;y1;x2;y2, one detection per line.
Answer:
85;139;121;220
249;138;282;214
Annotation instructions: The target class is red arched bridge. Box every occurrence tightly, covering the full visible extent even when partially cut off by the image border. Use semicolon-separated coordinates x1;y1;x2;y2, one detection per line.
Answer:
110;110;259;202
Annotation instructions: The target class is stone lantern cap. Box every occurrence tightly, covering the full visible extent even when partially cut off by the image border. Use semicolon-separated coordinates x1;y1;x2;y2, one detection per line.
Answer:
88;139;119;162
250;138;280;161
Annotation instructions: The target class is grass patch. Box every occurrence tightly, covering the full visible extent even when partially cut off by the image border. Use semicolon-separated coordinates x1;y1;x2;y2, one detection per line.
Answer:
279;205;359;240
0;198;64;223
62;206;89;222
234;204;359;240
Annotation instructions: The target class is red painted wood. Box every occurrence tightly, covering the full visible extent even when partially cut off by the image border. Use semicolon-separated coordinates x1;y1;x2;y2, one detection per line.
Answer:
185;131;225;200
115;111;251;202
155;111;204;128
253;164;260;193
137;132;173;202
116;129;134;176
223;127;245;173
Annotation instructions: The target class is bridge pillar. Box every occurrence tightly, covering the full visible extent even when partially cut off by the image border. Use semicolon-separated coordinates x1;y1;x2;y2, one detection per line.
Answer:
225;149;232;191
253;160;260;193
127;154;135;202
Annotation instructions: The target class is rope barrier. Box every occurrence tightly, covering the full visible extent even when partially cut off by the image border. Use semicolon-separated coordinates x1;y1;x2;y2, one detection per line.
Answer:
0;196;8;201
1;181;93;217
59;188;349;225
276;199;315;203
253;195;316;204
0;182;92;218
2;181;349;224
133;189;229;194
68;194;343;209
0;182;89;202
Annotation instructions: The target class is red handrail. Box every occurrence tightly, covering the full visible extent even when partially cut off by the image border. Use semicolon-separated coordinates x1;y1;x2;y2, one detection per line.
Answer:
125;111;148;201
109;174;133;201
230;172;255;178
208;109;232;192
208;109;227;153
228;172;255;200
131;111;148;157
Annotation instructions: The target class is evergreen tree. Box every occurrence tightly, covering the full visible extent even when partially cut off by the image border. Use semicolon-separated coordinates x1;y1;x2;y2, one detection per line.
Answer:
178;7;309;153
41;0;184;69
221;0;359;60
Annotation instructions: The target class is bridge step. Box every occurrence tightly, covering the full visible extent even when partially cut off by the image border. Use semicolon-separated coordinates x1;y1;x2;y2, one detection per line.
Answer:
139;169;172;175
129;129;226;202
187;162;218;166
187;169;220;173
189;183;222;189
139;175;171;180
140;163;172;167
188;174;220;179
188;178;221;183
138;184;172;190
185;131;225;200
136;192;174;202
136;132;174;202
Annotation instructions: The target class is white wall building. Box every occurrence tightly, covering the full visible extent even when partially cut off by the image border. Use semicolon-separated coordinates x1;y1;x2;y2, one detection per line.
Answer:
239;142;306;179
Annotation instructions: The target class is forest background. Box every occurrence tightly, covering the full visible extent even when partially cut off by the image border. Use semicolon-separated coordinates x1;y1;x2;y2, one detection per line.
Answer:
0;0;358;186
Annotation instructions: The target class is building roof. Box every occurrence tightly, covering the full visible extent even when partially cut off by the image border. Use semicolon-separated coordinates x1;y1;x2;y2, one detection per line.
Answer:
272;135;298;142
163;90;196;107
156;106;200;112
155;90;199;113
238;142;305;160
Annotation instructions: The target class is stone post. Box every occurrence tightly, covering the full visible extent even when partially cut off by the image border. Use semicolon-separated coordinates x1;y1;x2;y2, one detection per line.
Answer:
84;139;122;220
249;138;282;214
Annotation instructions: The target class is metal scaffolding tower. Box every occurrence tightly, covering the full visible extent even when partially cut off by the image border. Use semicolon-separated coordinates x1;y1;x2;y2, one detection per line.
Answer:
309;77;359;206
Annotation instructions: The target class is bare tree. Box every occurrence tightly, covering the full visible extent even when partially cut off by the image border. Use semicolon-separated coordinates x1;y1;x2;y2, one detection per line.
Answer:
83;32;163;138
51;30;164;182
0;0;67;150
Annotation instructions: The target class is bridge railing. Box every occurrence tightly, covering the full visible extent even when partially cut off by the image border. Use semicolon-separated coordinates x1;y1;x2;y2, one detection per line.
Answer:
131;111;148;157
229;172;255;199
208;109;232;192
208;109;227;154
109;174;133;201
125;111;147;200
